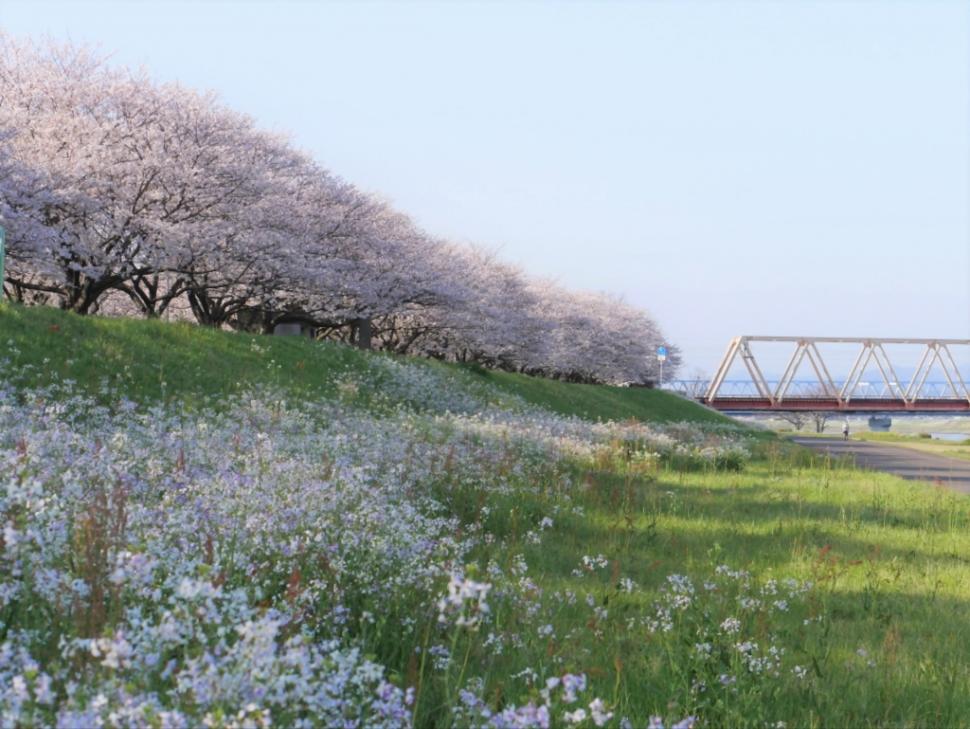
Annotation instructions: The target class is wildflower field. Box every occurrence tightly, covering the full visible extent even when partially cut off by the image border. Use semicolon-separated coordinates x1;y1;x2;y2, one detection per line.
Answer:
5;306;970;727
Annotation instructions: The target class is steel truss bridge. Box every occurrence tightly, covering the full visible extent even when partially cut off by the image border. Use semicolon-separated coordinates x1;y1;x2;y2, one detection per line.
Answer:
668;336;970;413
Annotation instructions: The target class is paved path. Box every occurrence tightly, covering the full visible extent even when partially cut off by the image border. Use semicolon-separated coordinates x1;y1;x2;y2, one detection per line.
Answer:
791;437;970;494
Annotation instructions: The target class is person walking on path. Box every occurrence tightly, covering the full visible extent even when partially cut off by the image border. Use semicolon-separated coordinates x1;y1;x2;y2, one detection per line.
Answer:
842;420;850;441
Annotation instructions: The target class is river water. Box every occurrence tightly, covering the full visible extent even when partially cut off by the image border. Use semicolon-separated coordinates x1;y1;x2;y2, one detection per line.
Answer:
931;433;970;442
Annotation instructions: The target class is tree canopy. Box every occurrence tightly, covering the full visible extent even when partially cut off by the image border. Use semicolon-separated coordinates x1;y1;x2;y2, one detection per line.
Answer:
0;35;679;384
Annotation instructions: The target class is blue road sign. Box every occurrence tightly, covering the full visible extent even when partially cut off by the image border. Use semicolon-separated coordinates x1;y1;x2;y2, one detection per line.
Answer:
657;345;667;358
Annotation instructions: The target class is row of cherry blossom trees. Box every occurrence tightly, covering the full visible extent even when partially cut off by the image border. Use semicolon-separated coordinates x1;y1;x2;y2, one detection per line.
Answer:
0;35;679;384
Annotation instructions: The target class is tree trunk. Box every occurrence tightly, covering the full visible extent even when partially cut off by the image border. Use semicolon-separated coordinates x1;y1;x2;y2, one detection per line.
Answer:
62;279;110;315
187;288;230;327
352;317;372;350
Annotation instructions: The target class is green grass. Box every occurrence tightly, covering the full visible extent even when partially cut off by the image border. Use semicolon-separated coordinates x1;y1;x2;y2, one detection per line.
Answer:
458;364;731;425
0;302;727;425
12;302;970;724
0;302;358;405
418;441;970;726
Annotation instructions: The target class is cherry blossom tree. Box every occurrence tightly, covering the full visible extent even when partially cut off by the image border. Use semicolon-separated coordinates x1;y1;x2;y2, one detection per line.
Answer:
0;131;63;302
0;38;163;311
0;33;682;383
522;282;680;384
0;37;307;319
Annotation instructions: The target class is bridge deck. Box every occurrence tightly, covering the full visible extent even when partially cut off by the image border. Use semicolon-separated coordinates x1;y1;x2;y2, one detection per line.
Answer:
703;398;970;413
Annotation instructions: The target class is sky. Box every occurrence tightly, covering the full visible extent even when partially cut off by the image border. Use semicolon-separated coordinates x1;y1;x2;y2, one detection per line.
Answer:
1;0;968;378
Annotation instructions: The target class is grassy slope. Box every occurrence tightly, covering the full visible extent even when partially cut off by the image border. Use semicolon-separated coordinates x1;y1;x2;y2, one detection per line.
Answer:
10;303;970;723
0;303;728;424
460;364;729;425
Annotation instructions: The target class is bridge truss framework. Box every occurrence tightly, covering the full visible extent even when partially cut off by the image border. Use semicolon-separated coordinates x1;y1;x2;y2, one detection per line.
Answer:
703;336;970;412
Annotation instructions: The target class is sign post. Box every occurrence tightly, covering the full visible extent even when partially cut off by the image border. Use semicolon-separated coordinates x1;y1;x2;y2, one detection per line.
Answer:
656;345;667;388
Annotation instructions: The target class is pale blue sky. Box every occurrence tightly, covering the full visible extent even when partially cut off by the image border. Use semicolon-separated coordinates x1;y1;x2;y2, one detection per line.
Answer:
2;0;968;376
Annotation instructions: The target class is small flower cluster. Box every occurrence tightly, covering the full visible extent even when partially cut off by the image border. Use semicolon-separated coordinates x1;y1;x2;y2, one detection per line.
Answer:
0;352;755;725
644;565;817;726
438;573;492;629
453;672;614;728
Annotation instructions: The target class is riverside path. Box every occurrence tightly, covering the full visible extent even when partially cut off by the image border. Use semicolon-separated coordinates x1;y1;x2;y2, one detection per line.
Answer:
791;437;970;493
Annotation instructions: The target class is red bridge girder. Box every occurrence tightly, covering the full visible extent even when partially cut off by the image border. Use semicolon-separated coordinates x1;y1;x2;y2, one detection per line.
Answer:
703;398;970;413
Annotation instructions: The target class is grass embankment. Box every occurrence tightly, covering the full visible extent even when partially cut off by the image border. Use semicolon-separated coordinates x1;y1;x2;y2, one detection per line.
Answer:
6;303;970;725
460;364;728;425
0;302;726;425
